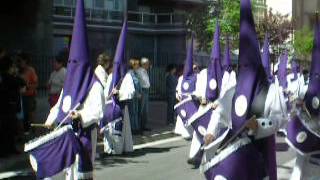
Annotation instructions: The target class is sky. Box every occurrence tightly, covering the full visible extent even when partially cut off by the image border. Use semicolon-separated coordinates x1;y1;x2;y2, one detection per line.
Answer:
266;0;292;18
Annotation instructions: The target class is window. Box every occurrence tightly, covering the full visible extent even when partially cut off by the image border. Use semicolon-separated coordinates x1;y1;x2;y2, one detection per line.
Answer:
84;0;93;9
95;0;105;9
54;0;63;5
64;0;73;6
105;0;122;10
54;0;74;7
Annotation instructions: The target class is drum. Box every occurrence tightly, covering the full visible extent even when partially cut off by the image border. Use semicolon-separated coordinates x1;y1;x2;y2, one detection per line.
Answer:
24;125;81;179
100;100;123;130
174;96;200;125
286;111;320;155
187;104;213;144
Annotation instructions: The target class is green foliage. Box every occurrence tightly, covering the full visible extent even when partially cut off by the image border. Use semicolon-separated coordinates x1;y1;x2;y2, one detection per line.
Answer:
293;27;314;58
207;0;240;37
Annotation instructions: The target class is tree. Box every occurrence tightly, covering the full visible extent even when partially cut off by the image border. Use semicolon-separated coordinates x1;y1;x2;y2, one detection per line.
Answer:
186;3;212;52
256;9;292;55
188;0;292;54
293;27;313;61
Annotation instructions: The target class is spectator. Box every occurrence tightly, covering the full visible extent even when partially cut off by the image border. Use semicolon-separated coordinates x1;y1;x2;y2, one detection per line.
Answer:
166;64;178;125
0;47;6;59
136;57;151;131
47;57;66;107
17;53;38;133
128;59;142;134
0;56;25;156
95;53;112;89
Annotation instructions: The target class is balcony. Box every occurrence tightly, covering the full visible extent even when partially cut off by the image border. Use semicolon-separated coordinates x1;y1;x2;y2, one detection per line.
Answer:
138;0;207;9
53;6;187;29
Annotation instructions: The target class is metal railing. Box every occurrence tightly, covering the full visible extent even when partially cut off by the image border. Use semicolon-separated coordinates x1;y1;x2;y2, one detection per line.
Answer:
53;6;186;25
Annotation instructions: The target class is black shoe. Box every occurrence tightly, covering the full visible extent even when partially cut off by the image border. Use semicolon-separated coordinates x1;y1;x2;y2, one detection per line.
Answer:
187;158;196;165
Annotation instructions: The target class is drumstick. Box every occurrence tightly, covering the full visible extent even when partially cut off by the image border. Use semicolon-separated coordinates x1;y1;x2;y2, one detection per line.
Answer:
31;124;52;129
55;103;81;130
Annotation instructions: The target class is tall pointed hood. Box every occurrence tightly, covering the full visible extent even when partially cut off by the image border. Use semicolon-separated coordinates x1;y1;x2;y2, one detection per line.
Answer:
56;0;97;124
181;33;197;93
205;21;223;101
100;20;127;128
231;0;268;131
304;14;320;117
231;1;275;179
291;60;300;81
262;33;273;83
277;51;288;89
223;36;232;72
109;20;128;94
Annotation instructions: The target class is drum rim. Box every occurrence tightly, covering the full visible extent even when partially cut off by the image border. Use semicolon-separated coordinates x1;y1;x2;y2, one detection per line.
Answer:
24;125;73;152
174;95;194;110
187;103;212;127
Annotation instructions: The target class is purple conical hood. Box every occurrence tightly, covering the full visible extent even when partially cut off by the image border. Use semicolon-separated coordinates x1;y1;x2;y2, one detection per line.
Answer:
183;34;194;77
231;2;274;179
56;0;97;124
277;51;288;89
304;15;320;116
223;36;232;72
109;20;128;94
181;34;197;93
231;0;268;131
262;33;273;83
205;21;223;101
291;60;300;81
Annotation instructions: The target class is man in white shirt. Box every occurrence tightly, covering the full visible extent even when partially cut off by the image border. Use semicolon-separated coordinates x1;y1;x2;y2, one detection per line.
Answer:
136;57;151;131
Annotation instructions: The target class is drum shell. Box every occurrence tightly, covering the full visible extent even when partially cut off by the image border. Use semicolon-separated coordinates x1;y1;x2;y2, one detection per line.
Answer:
190;107;213;144
25;126;81;179
286;115;320;155
174;97;200;125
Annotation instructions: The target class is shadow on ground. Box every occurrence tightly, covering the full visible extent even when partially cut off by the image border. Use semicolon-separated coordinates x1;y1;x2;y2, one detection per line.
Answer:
95;146;182;169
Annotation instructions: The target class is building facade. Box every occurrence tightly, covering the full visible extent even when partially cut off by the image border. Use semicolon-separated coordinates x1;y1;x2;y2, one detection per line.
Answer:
53;0;205;65
254;0;267;22
51;0;206;99
292;0;320;30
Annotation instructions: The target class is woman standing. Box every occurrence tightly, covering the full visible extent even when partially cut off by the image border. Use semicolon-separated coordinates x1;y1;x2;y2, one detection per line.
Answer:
128;59;142;134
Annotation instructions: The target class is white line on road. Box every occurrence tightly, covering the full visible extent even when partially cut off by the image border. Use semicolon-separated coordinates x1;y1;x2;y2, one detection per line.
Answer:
0;169;31;179
133;136;184;150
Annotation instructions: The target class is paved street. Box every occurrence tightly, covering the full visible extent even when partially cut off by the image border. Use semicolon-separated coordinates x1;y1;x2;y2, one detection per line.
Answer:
0;135;297;180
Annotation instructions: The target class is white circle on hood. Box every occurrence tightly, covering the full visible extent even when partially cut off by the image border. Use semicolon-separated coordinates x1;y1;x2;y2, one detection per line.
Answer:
183;82;190;91
312;97;319;110
180;109;187;118
214;175;227;180
235;95;248;117
198;126;207;136
62;95;72;113
296;131;307;143
209;79;217;90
